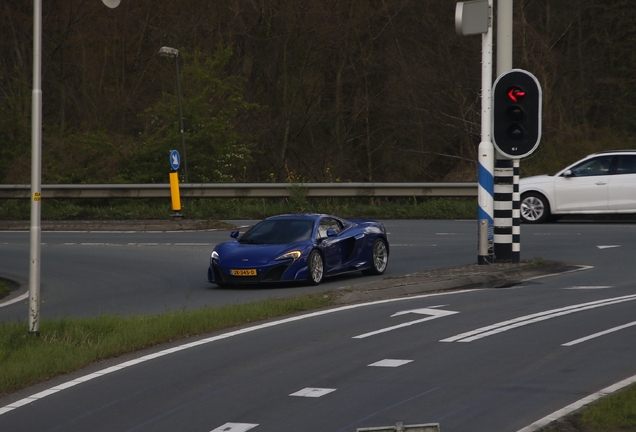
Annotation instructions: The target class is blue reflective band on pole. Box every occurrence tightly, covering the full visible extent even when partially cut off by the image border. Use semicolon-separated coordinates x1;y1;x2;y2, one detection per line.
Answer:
478;140;494;264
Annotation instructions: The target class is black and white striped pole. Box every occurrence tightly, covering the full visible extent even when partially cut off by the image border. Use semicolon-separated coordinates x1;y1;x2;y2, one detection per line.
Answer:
493;0;519;263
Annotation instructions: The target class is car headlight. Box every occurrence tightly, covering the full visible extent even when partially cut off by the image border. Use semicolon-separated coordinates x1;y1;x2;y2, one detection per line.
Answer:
211;251;220;262
275;250;301;261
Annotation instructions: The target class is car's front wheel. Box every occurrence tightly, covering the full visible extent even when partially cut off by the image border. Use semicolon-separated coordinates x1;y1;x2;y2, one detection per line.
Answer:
363;238;389;275
307;250;324;285
521;192;550;224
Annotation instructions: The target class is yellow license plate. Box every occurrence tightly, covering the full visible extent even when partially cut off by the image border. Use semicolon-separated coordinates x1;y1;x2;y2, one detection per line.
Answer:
231;269;257;276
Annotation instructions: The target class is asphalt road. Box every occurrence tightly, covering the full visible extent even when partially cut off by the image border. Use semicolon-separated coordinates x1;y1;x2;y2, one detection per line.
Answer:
1;220;636;431
1;220;487;320
2;219;635;321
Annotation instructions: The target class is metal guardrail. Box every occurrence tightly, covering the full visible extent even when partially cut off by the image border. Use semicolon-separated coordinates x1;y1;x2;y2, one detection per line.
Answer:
0;183;477;199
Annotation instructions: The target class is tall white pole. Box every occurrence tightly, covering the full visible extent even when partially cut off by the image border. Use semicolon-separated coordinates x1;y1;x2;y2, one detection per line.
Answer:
477;0;494;264
28;0;121;334
29;0;43;334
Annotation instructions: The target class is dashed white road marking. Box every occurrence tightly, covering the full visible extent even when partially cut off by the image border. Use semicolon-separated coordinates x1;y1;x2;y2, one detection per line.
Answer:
597;245;621;249
289;387;336;398
0;289;474;416
563;286;612;290
368;359;413;367
57;242;213;247
562;321;636;346
210;423;258;432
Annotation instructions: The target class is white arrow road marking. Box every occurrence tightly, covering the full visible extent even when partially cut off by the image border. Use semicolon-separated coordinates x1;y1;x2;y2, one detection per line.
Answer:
597;245;621;249
210;423;258;432
353;305;459;339
563;320;636;346
441;294;636;343
0;289;477;417
289;387;336;398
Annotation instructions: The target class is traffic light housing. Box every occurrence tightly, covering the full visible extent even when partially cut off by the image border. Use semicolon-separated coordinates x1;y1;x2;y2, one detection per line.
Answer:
492;69;542;158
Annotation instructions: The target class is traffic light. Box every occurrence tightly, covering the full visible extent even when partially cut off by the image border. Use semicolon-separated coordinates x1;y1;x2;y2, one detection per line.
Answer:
492;69;542;158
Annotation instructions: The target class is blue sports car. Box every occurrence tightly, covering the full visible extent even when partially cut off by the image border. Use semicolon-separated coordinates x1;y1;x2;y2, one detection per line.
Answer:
207;213;389;286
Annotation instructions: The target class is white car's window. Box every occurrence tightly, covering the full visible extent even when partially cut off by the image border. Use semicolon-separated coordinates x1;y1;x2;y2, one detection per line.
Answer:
569;155;613;177
615;155;636;175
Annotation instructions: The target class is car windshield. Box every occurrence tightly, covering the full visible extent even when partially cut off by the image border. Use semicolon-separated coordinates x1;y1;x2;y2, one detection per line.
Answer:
239;219;314;244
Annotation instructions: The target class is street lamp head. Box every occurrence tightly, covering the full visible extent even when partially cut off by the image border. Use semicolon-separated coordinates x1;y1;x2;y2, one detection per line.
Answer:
158;46;179;58
102;0;121;8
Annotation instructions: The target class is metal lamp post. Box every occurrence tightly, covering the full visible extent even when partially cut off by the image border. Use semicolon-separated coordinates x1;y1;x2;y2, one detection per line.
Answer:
158;46;188;183
29;0;121;334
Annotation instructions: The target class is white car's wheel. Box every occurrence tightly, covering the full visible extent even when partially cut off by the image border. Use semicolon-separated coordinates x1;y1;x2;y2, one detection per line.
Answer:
307;250;324;285
521;192;550;224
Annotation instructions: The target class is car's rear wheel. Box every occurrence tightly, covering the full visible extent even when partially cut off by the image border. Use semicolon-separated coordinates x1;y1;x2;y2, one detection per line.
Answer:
362;238;389;275
521;192;550;224
307;250;324;285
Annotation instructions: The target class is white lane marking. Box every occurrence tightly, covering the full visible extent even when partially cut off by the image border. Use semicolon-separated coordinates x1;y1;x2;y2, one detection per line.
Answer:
521;265;592;282
441;294;636;343
516;374;636;432
563;321;636;346
210;423;258;432
58;242;213;247
0;290;28;308
564;286;612;290
289;387;336;398
0;289;478;416
353;307;459;339
597;245;621;249
368;359;413;367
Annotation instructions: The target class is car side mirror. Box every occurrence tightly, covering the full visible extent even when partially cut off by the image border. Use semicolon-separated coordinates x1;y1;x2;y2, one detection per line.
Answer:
326;229;337;237
230;230;239;238
562;169;574;178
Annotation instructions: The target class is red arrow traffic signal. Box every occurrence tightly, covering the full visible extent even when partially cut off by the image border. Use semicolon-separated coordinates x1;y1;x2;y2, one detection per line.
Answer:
507;87;526;103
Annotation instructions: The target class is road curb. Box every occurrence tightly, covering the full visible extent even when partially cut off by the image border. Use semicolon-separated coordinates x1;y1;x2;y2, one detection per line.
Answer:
334;261;573;304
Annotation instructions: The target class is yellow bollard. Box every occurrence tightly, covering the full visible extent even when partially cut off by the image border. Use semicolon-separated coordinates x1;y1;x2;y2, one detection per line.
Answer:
169;171;182;212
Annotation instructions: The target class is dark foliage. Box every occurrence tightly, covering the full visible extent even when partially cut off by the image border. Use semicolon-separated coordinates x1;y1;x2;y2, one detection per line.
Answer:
1;0;635;184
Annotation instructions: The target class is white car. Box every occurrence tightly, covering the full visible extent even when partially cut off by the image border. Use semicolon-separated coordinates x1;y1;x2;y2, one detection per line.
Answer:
520;150;636;223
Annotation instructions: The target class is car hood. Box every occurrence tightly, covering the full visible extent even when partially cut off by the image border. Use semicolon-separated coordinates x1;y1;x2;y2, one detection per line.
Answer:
214;241;307;265
520;174;555;187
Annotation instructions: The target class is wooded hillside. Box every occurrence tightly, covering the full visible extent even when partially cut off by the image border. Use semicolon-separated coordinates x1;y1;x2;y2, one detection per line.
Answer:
1;0;634;184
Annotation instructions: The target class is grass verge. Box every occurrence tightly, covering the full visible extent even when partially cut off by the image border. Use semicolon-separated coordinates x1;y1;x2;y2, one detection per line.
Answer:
0;293;334;398
0;196;478;221
0;281;10;299
542;384;636;431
